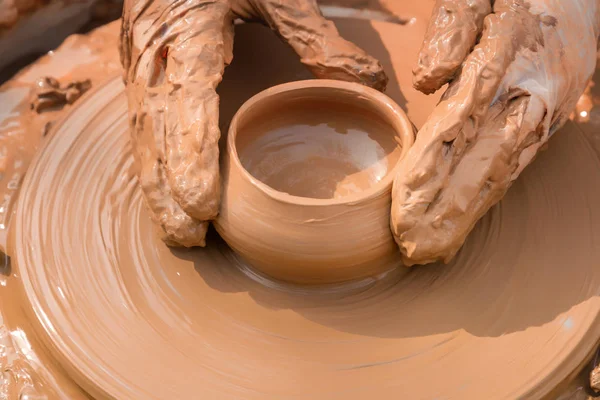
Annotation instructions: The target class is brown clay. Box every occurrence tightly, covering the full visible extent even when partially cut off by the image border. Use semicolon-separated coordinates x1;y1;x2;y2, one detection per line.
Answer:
11;73;600;399
0;20;120;253
1;3;600;399
391;0;600;266
214;79;413;283
119;0;388;248
4;17;600;399
0;20;121;399
30;76;92;113
0;13;440;398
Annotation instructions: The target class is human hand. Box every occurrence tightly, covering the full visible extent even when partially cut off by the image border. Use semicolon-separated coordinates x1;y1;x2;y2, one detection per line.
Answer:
119;0;387;247
391;0;599;265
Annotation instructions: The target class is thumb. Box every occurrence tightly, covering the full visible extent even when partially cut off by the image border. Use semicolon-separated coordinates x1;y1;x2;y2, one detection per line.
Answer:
240;0;388;91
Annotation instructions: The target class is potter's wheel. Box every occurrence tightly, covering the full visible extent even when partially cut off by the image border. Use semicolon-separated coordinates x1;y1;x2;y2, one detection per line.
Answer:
10;20;600;399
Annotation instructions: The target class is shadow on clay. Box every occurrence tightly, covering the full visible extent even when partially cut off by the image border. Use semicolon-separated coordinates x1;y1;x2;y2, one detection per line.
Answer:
173;124;600;341
217;21;407;198
172;22;600;341
216;20;407;142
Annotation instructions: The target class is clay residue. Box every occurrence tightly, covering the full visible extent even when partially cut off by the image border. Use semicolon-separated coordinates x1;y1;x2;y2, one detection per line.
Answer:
0;20;120;251
391;0;600;266
30;76;91;113
119;0;388;248
0;315;48;399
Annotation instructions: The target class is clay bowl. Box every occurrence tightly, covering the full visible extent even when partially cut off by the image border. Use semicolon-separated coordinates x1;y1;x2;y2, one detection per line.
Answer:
214;79;414;284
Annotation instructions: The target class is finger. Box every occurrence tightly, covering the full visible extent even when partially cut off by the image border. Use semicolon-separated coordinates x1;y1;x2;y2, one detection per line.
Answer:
393;10;520;235
413;0;491;94
163;1;234;221
138;125;210;248
130;87;209;247
119;0;160;83
396;93;547;265
239;0;388;90
121;0;210;247
391;2;542;262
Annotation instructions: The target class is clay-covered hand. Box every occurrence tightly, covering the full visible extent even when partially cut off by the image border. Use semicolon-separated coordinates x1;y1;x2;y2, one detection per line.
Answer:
391;0;599;265
119;0;387;246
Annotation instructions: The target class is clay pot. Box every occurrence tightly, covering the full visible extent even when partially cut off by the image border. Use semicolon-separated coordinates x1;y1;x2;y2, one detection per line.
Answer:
214;80;414;284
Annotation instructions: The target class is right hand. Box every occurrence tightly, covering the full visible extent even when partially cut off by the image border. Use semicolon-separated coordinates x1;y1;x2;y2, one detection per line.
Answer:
119;0;387;247
390;0;599;265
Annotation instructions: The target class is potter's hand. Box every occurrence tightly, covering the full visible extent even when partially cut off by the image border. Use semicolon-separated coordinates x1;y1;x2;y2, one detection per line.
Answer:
119;0;387;246
391;0;599;265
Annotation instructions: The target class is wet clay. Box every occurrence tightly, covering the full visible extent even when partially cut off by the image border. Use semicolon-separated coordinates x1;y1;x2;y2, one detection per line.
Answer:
11;73;600;399
391;0;600;265
237;96;402;199
0;11;439;398
0;21;120;252
215;80;412;284
30;76;92;113
2;1;600;398
3;16;600;400
0;21;121;399
119;0;389;248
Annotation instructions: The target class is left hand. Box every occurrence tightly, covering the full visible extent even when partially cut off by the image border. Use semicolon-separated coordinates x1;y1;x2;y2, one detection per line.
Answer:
119;0;387;247
391;0;600;265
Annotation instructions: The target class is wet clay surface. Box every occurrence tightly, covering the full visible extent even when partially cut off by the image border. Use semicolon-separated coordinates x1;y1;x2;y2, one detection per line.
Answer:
12;73;600;399
215;80;412;284
119;0;389;248
0;20;120;399
237;98;402;199
1;2;600;399
30;76;92;113
3;13;600;400
0;21;120;252
413;0;491;94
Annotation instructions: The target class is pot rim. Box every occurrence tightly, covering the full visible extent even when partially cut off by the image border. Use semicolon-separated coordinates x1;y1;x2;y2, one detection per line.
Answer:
227;79;415;207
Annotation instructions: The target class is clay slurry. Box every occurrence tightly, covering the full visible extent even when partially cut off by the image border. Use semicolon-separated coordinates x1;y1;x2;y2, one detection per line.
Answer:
236;98;402;199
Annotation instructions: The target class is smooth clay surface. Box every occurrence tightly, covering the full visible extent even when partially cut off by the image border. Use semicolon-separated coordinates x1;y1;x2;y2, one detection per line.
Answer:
215;80;413;284
6;16;600;400
0;21;122;399
236;89;402;199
